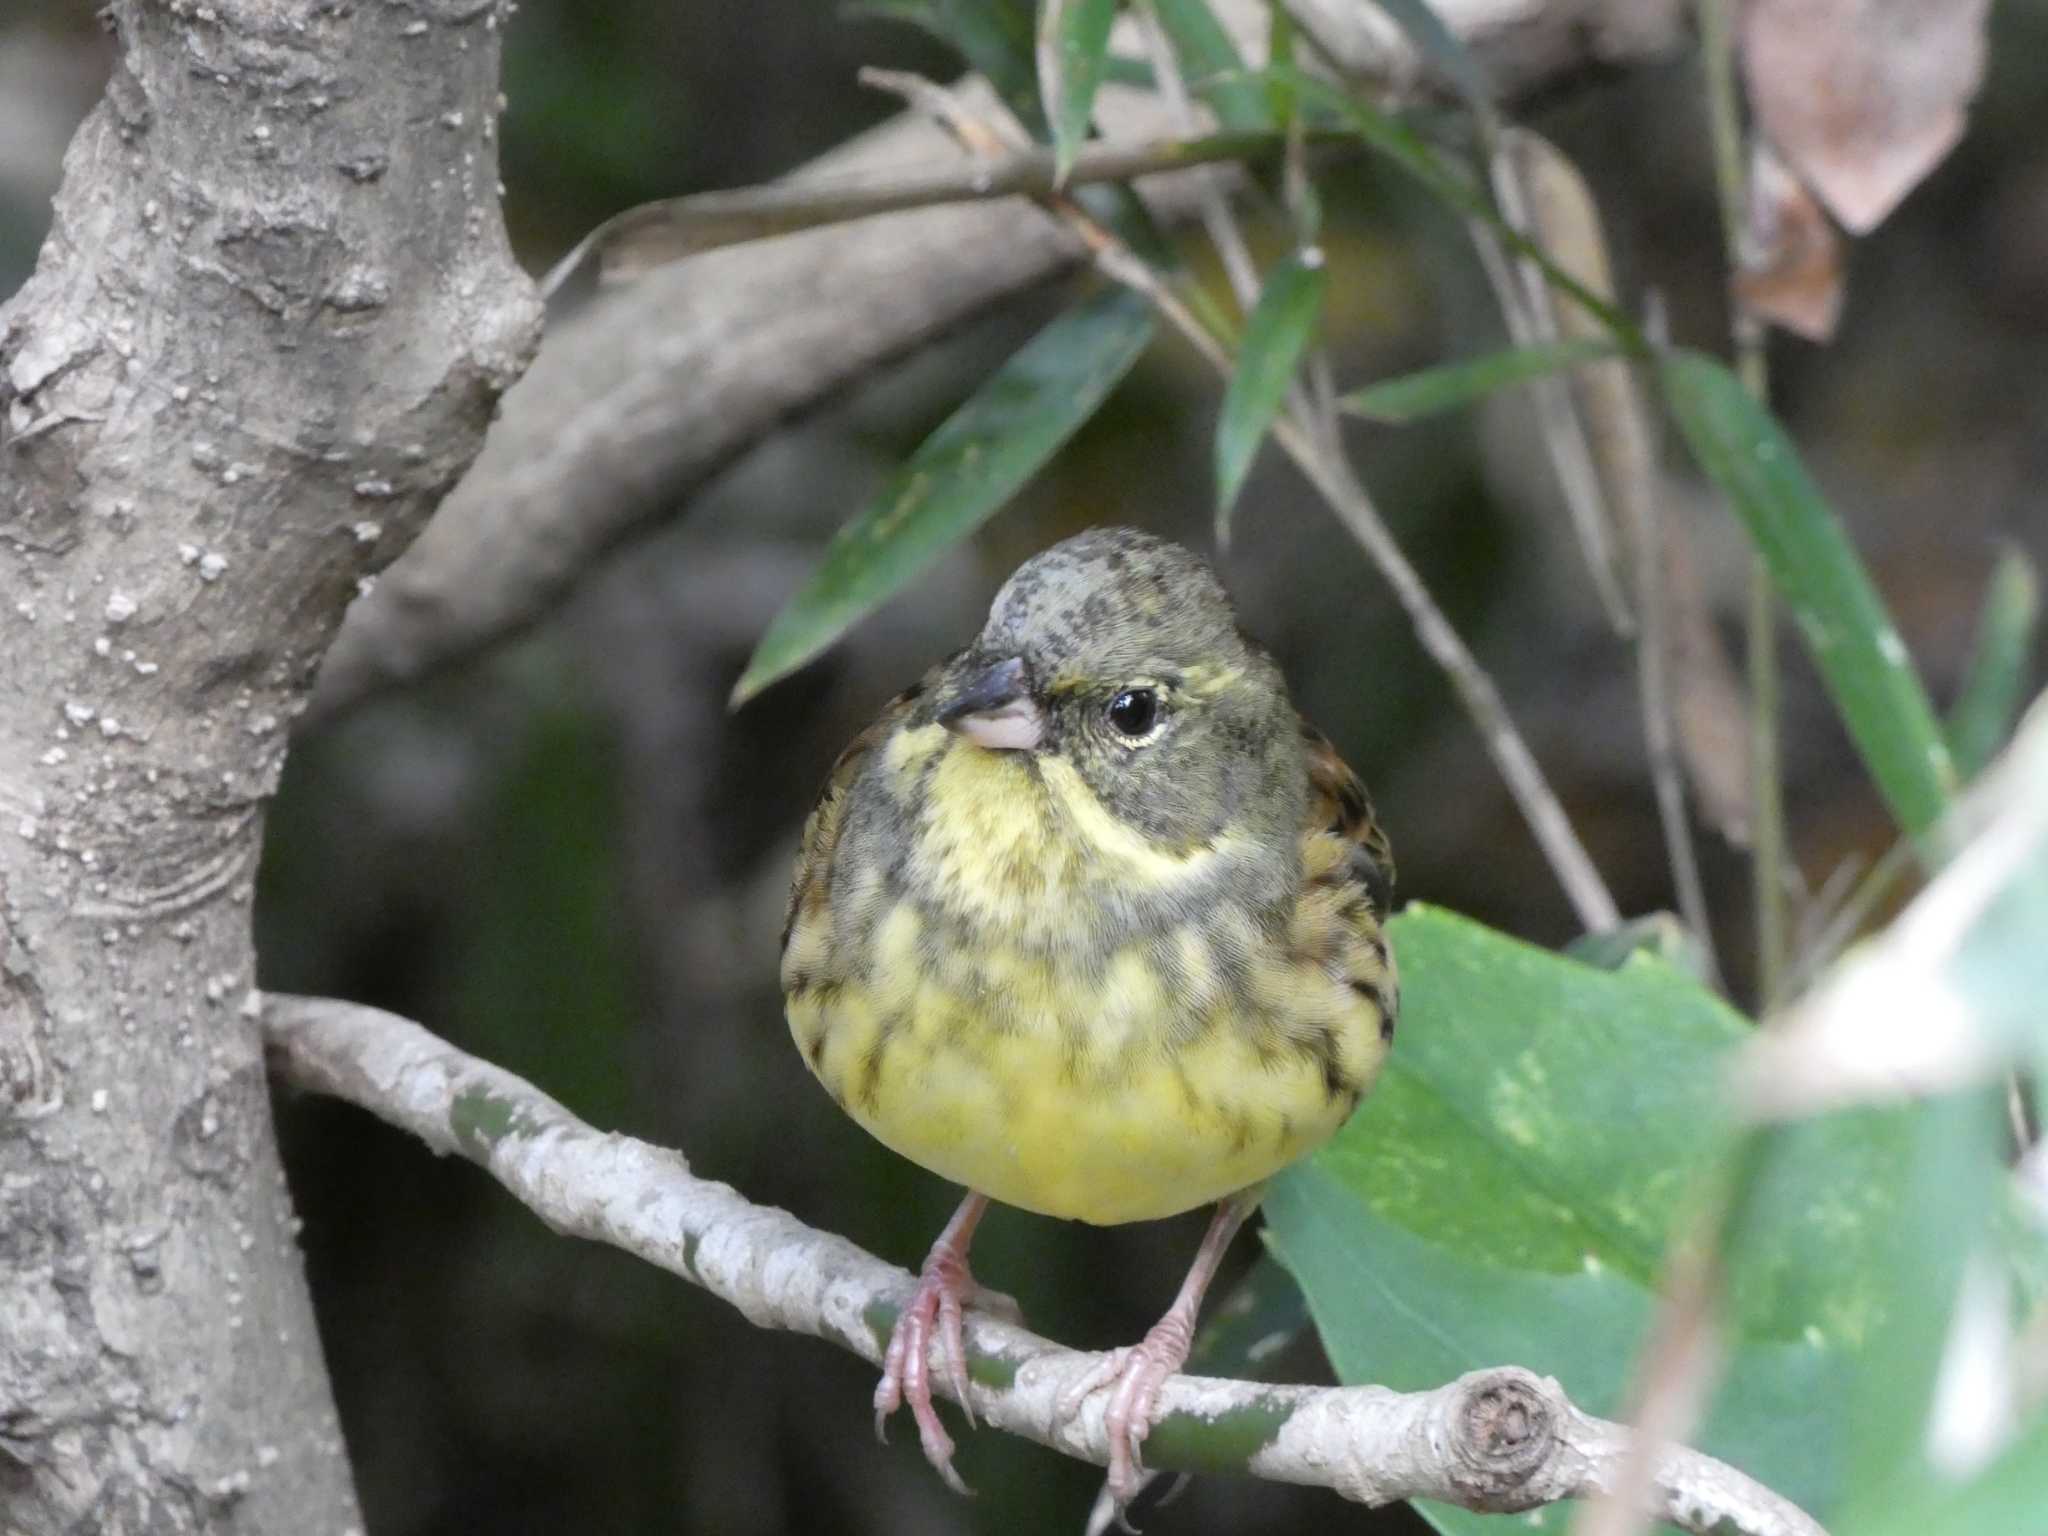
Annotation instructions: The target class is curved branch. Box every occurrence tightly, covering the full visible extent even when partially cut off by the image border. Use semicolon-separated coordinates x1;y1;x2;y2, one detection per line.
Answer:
263;993;1824;1536
305;0;1689;727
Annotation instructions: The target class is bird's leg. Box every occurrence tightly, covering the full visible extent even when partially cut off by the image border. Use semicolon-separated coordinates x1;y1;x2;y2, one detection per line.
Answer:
1062;1190;1260;1511
874;1190;990;1494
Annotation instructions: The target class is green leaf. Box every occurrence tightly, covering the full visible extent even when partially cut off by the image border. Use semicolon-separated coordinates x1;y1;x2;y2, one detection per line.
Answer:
1834;1090;2006;1527
850;0;1047;131
1214;249;1324;537
1846;1410;2048;1536
1149;0;1272;130
1038;0;1119;183
1262;905;1937;1533
1338;338;1622;423
1262;0;1299;126
1946;545;2040;780
1367;0;1495;121
1658;349;1957;838
731;287;1155;704
1562;910;1712;982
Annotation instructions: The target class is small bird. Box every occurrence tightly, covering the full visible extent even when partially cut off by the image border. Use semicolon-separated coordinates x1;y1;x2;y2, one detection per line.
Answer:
780;528;1396;1506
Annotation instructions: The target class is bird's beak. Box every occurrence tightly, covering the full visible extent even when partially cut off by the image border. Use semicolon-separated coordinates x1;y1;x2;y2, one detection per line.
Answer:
937;656;1044;751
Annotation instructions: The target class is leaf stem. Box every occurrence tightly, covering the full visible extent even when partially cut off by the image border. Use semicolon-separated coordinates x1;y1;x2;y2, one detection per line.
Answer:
1697;0;1789;1003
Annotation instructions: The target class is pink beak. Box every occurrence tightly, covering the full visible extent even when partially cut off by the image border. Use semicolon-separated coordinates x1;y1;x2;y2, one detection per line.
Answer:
937;656;1045;752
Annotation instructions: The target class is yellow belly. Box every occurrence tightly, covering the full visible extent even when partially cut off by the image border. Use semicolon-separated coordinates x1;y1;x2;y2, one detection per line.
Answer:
784;731;1389;1224
787;907;1382;1225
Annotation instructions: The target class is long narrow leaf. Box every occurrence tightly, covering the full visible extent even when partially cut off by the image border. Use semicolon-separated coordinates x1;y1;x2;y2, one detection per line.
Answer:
1038;0;1118;183
1369;0;1495;120
1658;348;1956;837
1150;0;1272;130
1214;250;1325;537
1339;338;1622;423
732;287;1155;704
1947;545;2040;779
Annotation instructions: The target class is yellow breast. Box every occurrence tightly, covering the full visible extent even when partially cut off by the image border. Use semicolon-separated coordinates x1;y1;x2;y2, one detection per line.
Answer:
784;734;1391;1225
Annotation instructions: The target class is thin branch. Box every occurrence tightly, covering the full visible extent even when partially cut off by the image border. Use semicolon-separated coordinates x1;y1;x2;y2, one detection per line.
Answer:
1274;435;1621;931
1625;442;1724;984
262;993;1825;1536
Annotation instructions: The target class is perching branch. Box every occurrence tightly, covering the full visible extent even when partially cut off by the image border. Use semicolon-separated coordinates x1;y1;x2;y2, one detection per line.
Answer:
262;993;1825;1536
306;0;1692;728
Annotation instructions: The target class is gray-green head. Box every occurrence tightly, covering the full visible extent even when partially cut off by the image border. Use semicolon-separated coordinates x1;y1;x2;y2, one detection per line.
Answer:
924;528;1306;852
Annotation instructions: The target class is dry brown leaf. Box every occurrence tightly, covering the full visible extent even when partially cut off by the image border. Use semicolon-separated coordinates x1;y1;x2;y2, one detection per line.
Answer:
1501;130;1754;846
1742;0;1991;235
1734;139;1846;342
1492;128;1634;633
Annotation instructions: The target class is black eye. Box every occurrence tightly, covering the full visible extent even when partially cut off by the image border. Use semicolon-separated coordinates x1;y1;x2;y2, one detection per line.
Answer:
1106;688;1159;738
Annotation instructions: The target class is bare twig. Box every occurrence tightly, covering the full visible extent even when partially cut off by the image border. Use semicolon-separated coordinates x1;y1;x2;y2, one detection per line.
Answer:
1276;436;1621;931
261;993;1826;1536
1627;475;1724;984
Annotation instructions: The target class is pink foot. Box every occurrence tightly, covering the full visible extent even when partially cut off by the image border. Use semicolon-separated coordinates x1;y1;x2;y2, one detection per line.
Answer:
874;1192;987;1494
1061;1192;1261;1518
1061;1314;1194;1510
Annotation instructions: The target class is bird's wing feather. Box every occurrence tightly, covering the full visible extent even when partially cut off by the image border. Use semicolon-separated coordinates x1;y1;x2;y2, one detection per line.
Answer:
1295;717;1398;1054
1299;718;1394;913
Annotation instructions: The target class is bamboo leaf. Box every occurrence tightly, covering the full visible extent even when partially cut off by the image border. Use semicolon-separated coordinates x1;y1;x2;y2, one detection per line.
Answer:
1038;0;1119;183
1658;348;1956;838
1262;0;1299;126
1214;249;1325;538
1946;545;2040;780
1368;0;1496;120
1339;339;1623;423
732;287;1155;704
1149;0;1272;130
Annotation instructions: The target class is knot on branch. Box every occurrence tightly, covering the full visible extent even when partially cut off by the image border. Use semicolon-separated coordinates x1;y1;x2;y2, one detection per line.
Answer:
1442;1366;1561;1509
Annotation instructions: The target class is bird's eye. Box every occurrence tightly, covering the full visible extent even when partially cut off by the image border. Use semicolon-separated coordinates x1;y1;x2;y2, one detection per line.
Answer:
1106;687;1160;739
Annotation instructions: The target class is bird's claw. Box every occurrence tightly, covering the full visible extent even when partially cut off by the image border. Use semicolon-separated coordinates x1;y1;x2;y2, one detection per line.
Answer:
874;1246;980;1494
1060;1318;1194;1514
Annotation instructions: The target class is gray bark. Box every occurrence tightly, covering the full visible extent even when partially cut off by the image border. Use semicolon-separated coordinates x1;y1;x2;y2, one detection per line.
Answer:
0;1;537;1530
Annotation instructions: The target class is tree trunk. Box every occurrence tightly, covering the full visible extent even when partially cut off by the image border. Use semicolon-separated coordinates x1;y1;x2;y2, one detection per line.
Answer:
0;2;536;1529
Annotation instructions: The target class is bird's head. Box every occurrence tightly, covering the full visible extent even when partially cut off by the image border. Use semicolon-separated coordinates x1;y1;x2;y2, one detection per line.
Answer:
927;527;1304;851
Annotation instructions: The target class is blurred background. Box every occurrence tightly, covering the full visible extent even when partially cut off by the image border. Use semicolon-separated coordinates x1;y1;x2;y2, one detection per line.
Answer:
4;3;2045;1532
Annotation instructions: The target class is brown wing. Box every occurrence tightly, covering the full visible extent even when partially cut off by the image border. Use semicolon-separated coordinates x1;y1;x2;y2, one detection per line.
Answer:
781;677;929;956
1299;718;1394;914
1294;717;1398;1060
